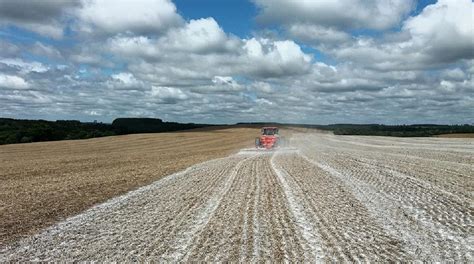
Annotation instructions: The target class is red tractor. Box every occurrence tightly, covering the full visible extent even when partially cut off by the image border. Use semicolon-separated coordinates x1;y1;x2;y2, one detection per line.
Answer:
255;127;283;149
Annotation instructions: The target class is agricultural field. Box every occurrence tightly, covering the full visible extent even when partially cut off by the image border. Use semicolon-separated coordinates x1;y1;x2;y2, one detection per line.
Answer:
1;129;472;261
0;127;258;246
436;133;474;138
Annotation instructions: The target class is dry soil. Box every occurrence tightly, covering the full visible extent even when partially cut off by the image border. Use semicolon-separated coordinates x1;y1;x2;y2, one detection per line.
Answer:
0;127;258;246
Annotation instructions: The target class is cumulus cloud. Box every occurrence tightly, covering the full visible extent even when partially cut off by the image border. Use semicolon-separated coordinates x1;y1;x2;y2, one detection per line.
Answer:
212;76;243;90
0;74;29;89
108;72;147;90
251;81;273;93
30;42;63;59
0;58;49;74
0;41;20;57
242;38;312;77
441;68;466;81
150;86;188;103
403;0;474;63
108;17;239;58
162;18;240;54
107;34;312;81
0;0;80;38
287;24;351;46
329;0;474;71
107;36;160;59
77;0;182;35
254;0;414;30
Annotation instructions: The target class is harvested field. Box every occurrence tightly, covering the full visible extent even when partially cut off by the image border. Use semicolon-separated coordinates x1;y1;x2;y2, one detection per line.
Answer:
0;127;258;246
437;133;474;138
1;131;472;261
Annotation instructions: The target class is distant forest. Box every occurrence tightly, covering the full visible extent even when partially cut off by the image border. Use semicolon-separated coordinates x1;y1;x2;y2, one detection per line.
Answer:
239;122;474;137
325;124;474;137
0;118;210;145
1;118;473;145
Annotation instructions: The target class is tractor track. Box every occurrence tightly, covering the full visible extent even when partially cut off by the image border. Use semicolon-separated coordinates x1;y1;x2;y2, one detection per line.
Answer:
1;133;472;262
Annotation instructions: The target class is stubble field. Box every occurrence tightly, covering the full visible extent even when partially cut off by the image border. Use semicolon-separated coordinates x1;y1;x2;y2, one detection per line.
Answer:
1;128;472;262
0;127;258;246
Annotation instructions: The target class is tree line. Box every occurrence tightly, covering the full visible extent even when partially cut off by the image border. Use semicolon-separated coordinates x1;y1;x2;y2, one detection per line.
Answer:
0;118;210;145
327;124;474;137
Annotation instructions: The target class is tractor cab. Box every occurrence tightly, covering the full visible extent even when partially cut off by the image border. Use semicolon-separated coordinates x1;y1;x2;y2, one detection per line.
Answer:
261;127;279;136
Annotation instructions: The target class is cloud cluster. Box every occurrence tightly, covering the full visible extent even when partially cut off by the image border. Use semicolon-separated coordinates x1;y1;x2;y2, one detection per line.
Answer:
0;74;29;89
0;0;80;38
77;0;182;35
0;0;472;124
254;0;414;30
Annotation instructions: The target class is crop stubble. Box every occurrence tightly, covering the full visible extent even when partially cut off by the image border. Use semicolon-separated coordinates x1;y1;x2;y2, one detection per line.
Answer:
0;127;258;246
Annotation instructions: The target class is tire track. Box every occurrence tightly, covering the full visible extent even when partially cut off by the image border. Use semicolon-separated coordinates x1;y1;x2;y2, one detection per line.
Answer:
159;153;256;262
0;154;252;262
182;154;258;262
270;152;325;262
185;152;309;262
275;152;411;261
301;134;473;201
294;134;473;262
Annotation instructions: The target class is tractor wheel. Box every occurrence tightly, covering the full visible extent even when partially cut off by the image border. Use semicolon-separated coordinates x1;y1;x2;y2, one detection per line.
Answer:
255;138;261;148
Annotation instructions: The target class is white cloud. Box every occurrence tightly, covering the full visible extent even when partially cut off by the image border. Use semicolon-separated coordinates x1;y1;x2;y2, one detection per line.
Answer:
242;38;312;77
107;34;313;80
251;81;272;93
107;36;160;59
405;0;472;38
0;41;20;57
30;42;63;59
150;86;188;102
288;24;351;45
70;52;103;65
441;68;466;81
212;76;242;90
108;72;147;90
107;18;239;58
403;0;474;62
20;22;65;39
163;18;240;53
254;0;414;30
78;0;182;35
328;0;474;70
0;58;49;73
193;76;246;93
255;98;273;105
0;0;80;39
0;74;29;89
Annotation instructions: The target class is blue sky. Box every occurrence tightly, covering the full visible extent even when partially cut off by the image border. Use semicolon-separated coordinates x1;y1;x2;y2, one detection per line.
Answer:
0;0;472;124
174;0;258;38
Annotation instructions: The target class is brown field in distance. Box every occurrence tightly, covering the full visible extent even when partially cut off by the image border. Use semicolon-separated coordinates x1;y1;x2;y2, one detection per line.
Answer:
436;133;474;138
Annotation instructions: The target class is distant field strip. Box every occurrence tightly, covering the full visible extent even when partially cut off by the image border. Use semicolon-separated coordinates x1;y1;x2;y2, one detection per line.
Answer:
1;132;472;261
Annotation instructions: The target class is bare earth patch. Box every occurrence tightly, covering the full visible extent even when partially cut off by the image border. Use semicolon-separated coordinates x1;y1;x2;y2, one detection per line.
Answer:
436;133;474;138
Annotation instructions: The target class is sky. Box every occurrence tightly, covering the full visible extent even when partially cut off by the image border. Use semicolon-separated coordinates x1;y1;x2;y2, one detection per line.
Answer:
0;0;473;124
